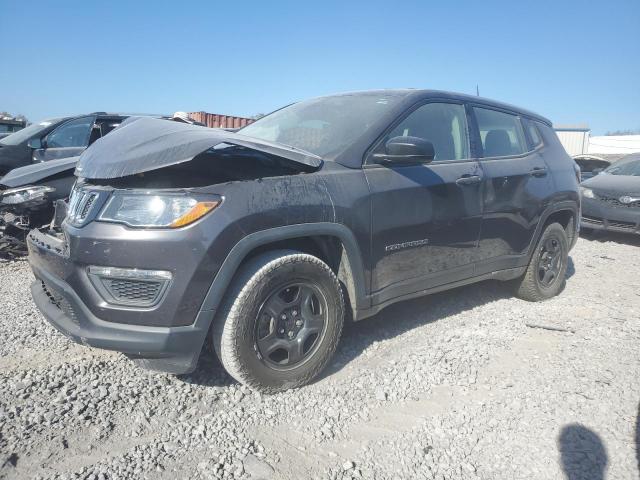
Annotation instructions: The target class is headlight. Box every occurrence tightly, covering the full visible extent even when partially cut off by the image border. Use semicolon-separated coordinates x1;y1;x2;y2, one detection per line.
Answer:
580;187;595;199
1;185;55;205
98;192;220;228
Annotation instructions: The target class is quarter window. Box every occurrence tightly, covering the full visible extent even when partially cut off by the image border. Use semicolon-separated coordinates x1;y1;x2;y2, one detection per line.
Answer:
382;103;469;161
526;121;543;148
46;116;94;148
474;107;526;157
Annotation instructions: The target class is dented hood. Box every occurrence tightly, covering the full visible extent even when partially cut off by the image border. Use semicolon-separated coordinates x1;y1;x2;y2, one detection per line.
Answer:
76;116;323;179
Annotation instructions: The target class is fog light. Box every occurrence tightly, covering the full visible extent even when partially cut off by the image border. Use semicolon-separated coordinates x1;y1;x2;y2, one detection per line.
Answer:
87;266;172;307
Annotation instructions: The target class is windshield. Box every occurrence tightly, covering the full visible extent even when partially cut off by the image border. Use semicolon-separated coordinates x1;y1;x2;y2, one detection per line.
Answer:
239;94;404;158
0;119;61;146
604;158;640;176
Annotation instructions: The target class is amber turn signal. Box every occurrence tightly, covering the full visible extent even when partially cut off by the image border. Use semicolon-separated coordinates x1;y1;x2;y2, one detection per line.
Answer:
170;201;220;228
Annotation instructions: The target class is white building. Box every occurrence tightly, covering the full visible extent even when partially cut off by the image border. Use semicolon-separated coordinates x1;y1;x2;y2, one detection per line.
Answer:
554;124;640;158
588;135;640;155
554;124;590;156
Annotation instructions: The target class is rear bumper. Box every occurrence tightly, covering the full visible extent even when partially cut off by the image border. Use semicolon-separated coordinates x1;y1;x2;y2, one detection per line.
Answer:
28;229;215;374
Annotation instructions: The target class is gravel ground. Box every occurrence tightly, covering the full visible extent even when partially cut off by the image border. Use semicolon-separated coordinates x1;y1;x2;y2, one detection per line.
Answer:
1;233;639;480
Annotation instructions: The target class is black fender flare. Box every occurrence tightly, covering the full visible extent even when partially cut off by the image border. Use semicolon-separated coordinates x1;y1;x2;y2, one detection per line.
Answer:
526;200;580;260
198;222;368;316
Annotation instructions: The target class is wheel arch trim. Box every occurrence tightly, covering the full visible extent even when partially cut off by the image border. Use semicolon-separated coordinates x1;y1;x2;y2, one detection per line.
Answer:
527;201;579;260
199;223;368;315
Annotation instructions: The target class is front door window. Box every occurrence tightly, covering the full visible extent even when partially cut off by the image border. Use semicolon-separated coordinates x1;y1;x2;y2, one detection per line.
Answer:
46;116;94;148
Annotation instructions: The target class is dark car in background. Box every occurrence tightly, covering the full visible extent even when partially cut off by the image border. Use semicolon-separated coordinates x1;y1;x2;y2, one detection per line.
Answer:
27;90;580;392
0;113;127;176
0;116;27;140
573;154;611;181
581;153;640;235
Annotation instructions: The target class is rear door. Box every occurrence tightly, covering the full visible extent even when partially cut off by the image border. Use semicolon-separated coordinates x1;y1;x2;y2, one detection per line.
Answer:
364;101;484;305
471;106;555;274
33;115;96;162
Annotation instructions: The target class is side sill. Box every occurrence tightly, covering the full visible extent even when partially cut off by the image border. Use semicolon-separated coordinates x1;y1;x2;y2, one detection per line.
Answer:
353;266;526;321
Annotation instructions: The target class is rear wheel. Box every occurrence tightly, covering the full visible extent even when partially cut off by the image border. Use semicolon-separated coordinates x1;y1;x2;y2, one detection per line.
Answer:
515;222;569;301
212;250;344;392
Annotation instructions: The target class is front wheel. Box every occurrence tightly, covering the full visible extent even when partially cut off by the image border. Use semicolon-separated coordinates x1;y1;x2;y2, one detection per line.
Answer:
515;222;569;302
212;250;344;392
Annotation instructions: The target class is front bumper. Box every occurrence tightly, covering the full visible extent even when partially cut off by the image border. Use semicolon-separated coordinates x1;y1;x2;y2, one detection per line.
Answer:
26;226;223;374
581;196;640;235
30;263;210;373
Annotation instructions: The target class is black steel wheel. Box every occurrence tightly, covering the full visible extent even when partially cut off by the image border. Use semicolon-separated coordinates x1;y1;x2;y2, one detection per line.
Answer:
515;222;569;301
255;282;328;370
537;237;562;288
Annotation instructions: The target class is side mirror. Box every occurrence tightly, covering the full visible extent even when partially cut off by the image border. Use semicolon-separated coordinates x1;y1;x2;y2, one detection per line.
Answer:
27;137;43;149
374;136;435;165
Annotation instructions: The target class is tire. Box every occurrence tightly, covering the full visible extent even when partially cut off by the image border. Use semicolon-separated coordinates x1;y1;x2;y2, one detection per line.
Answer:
212;250;344;392
515;222;569;302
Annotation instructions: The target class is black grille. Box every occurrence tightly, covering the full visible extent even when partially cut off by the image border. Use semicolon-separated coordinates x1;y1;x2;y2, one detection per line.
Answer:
608;220;636;230
102;278;163;304
582;217;602;226
79;193;98;219
67;188;100;226
596;193;640;209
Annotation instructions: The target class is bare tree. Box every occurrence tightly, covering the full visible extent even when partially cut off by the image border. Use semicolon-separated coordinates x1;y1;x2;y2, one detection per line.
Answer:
605;128;640;136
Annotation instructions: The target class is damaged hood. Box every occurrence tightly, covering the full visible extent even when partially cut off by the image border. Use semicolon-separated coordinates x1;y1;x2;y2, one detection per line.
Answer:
76;117;323;179
1;156;78;188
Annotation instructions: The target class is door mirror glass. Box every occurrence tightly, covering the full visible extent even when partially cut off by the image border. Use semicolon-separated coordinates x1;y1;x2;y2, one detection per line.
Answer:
27;137;43;149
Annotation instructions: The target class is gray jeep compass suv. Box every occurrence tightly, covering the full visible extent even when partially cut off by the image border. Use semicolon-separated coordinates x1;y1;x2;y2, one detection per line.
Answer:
27;90;580;392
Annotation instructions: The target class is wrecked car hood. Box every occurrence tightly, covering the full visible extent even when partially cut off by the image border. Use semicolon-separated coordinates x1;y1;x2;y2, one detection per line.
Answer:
76;117;323;179
1;156;78;188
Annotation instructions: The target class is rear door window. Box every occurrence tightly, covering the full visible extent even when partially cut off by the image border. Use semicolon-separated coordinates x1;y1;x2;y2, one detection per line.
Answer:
473;107;526;157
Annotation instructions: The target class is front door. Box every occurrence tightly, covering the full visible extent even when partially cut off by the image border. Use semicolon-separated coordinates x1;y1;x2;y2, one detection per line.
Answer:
364;101;483;306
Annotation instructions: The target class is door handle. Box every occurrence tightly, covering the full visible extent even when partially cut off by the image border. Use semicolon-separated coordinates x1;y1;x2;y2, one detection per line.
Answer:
456;174;482;186
529;167;548;177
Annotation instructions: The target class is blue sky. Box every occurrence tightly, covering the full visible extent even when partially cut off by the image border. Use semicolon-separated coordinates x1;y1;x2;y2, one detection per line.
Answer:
1;0;638;134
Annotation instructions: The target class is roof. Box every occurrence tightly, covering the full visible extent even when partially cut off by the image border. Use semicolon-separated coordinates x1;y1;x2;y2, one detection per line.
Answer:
316;89;553;125
554;124;590;132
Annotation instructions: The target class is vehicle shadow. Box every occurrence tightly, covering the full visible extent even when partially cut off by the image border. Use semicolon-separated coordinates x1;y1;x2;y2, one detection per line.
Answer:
636;402;640;473
566;256;576;279
177;352;235;388
322;277;517;379
580;230;640;247
558;424;608;480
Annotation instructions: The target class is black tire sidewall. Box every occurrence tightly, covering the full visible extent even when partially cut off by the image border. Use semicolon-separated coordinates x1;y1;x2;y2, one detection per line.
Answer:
532;224;569;297
232;259;343;390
